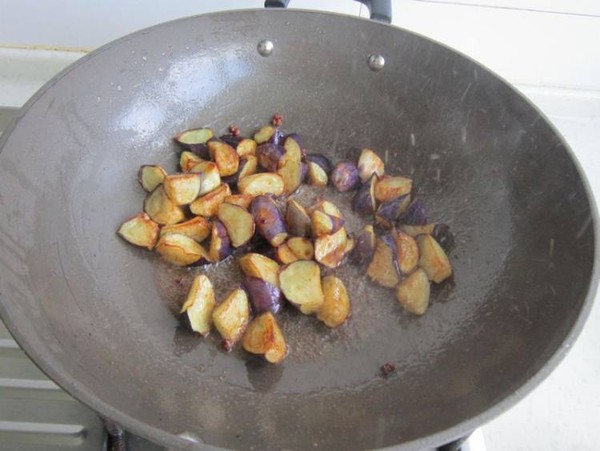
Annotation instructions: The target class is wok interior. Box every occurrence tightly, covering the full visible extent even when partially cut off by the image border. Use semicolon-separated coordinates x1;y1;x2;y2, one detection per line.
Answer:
0;11;594;450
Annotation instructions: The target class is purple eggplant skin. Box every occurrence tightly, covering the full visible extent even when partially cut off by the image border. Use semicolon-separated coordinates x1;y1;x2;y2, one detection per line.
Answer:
220;134;242;148
243;276;285;314
187;143;209;159
256;143;285;172
376;194;411;226
350;226;376;267
352;175;377;216
398;199;428;226
299;162;309;183
305;153;333;175
432;223;455;252
250;195;288;247
331;160;360;192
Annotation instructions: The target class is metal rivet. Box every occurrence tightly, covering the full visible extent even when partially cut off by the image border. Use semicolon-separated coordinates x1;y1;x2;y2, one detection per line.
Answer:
367;54;385;71
257;40;274;57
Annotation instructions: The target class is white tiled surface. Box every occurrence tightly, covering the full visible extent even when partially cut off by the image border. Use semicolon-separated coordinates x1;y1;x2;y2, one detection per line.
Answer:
1;1;600;450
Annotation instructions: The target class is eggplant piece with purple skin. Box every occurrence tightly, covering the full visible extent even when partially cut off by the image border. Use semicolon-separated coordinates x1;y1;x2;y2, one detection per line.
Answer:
209;219;233;262
307;161;328;187
398;199;428;226
254;125;284;145
175;128;214;160
256;143;285;172
350;224;376;267
222;155;258;185
352;175;377;216
243;276;285;315
357;148;385;182
286;199;312;238
375;194;411;228
219;134;241;148
138;165;167;192
217;202;256;248
311;210;345;238
331;160;360;192
251;195;288;247
305;153;333;175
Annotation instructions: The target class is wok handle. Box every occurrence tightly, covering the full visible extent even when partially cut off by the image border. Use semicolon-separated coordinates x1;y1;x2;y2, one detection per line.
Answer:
264;0;392;24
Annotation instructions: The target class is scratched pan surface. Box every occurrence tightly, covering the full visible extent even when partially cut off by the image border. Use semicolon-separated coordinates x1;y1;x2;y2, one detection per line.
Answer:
0;9;597;450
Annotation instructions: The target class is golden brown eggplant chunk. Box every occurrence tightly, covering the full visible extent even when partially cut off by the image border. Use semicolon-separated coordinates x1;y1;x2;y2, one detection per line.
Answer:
393;230;420;275
285;199;312;238
208;140;240;177
179;151;204;173
237;173;284;197
238;253;280;288
243;276;285;314
367;234;400;288
314;227;349;269
144;185;186;225
282;135;304;162
374;176;412;202
349;225;376;267
242;312;287;364
357;148;385;182
277;159;303;195
175;127;214;147
307;161;328;187
311;210;345;238
213;288;251;348
331;160;360;192
163;173;201;205
317;275;351;328
138;165;167;192
160;216;211;243
250;195;288;247
188;160;221;196
275;242;298;265
217;202;255;248
286;237;314;260
224;194;254;210
417;235;452;283
305;154;333;175
276;237;314;264
352;175;377;216
279;260;324;315
209;219;233;262
180;274;215;336
254;125;283;145
235;138;258;157
117;213;160;250
395;268;430;315
189;183;231;217
155;233;209;266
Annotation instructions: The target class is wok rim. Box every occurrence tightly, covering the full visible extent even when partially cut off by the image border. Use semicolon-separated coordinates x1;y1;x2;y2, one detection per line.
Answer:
0;8;598;450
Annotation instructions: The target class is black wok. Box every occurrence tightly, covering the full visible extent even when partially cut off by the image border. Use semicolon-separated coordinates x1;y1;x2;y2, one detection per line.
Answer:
0;6;597;451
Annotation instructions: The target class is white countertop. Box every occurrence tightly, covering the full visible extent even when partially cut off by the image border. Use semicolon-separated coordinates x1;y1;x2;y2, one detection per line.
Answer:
1;2;599;450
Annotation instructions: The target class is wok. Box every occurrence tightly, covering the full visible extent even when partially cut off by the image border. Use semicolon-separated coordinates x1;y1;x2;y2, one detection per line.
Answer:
0;5;597;451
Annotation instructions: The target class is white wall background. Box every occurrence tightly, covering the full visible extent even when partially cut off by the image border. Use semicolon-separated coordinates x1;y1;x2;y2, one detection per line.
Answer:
1;0;600;90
